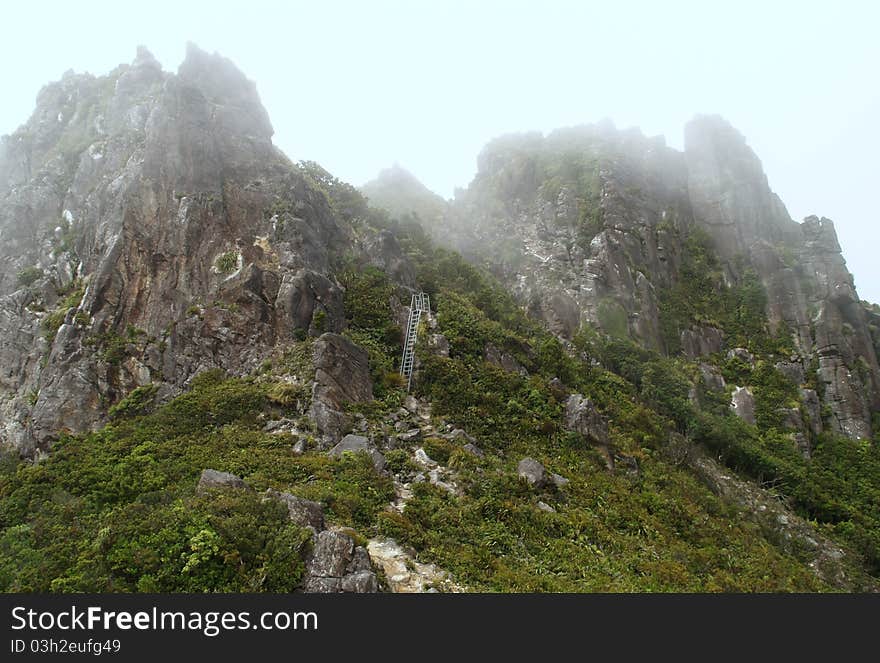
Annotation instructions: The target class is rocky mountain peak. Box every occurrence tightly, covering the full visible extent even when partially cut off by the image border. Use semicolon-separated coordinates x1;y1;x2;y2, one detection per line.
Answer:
684;114;795;259
176;42;273;140
362;164;446;225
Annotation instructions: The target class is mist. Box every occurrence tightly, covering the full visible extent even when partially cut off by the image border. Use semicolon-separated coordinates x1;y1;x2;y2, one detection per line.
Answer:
1;0;877;300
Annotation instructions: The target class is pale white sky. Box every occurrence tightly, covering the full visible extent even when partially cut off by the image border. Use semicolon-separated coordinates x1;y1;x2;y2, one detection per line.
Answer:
2;1;878;301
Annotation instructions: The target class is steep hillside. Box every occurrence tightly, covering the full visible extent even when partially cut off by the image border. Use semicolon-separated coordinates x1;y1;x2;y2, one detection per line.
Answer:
361;164;447;227
1;48;879;593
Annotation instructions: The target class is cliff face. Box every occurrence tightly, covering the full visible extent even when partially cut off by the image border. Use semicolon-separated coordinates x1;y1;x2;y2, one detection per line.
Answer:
0;45;406;455
684;116;880;439
402;117;879;441
2;50;877;448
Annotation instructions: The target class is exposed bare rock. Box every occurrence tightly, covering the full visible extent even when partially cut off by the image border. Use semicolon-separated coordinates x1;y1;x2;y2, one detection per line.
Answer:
0;45;362;455
517;457;550;488
563;393;614;468
680;326;724;359
309;334;372;445
563;394;611;446
367;537;462;593
698;363;726;392
775;360;805;385
428;333;449;357
274;269;344;339
540;292;581;339
197;469;246;493
264;488;325;531
800;388;823;438
301;529;378;593
328;434;386;472
730;386;756;425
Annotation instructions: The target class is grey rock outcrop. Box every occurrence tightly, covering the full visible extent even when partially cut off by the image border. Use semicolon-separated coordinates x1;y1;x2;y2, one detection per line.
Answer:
0;45;362;455
301;530;378;593
309;334;373;446
685;116;880;439
730;386;756;425
698;363;726;392
800;388;823;437
328;434;386;472
680;326;724;359
422;115;879;442
563;393;614;467
264;488;325;531
485;343;527;375
563;394;611;447
274;269;344;339
197;469;246;493
517;457;550;488
775;361;805;386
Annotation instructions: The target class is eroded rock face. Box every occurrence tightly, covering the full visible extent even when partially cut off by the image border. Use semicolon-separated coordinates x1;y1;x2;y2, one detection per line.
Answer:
680;326;724;359
0;45;364;455
309;334;372;446
730;386;756;425
264;488;325;531
684;116;880;439
274;269;344;339
301;530;378;593
425;115;879;441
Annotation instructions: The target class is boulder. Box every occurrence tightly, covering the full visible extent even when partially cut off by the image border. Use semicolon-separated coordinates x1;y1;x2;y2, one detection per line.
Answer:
301;530;378;594
306;530;354;578
563;394;611;447
309;333;373;445
196;469;246;493
730;386;756;425
550;473;570;489
328;434;386;472
517;457;550;488
340;570;379;593
264;489;325;530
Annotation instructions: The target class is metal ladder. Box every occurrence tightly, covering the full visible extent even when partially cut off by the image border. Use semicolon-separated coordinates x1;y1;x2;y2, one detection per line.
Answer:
400;292;431;392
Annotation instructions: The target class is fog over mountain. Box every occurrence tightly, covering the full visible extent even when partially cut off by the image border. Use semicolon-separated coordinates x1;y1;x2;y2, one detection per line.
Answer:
1;1;878;301
2;3;880;596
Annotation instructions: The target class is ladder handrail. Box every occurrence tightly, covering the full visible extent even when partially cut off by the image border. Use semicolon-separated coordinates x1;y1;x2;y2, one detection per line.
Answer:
400;292;431;392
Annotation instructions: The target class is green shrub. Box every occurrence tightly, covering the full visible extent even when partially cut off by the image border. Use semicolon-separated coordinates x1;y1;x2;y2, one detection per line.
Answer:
108;384;159;419
16;266;43;287
214;251;239;275
42;281;85;343
422;437;454;465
